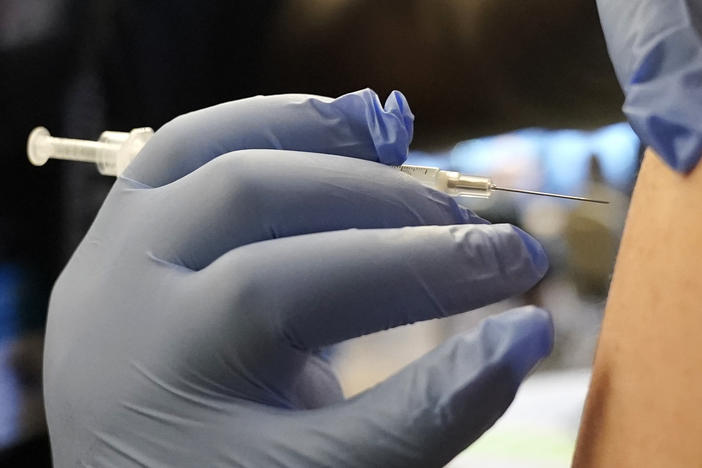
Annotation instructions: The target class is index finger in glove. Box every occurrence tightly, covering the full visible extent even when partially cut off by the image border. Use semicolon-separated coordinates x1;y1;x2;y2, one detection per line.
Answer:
123;89;413;187
151;151;486;270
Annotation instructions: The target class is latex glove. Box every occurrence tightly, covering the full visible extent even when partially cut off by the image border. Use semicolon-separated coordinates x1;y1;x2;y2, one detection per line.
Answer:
44;89;553;467
597;0;702;172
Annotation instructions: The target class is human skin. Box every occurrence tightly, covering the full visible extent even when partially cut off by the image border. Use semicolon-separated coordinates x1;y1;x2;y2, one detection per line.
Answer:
572;150;702;466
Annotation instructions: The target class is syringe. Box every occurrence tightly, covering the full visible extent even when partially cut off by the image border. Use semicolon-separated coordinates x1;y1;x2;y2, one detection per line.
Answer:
27;127;608;204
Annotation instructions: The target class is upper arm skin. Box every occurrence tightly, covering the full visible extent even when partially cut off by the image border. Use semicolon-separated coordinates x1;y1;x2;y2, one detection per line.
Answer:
573;150;702;467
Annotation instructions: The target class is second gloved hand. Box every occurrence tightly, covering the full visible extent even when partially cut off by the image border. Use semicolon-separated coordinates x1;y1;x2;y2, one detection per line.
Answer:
597;0;702;172
44;89;553;467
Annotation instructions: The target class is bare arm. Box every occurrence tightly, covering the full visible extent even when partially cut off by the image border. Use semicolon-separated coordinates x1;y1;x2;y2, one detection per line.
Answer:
573;150;702;466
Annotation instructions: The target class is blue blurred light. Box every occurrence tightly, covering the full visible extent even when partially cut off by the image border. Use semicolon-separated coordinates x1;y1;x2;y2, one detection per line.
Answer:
0;265;20;343
541;129;592;193
407;122;640;192
0;263;21;448
591;123;640;187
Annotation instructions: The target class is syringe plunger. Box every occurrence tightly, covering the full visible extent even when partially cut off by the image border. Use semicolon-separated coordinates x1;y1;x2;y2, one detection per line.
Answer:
27;126;153;176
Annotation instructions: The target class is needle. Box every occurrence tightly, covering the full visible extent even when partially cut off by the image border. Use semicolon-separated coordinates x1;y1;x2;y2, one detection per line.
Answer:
491;185;609;204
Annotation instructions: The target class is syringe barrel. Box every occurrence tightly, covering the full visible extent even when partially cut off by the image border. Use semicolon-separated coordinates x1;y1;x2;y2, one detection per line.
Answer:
397;165;450;191
99;127;153;176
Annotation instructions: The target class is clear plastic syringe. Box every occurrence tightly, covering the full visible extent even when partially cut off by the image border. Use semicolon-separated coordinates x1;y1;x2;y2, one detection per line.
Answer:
397;164;608;204
27;126;154;176
26;127;608;204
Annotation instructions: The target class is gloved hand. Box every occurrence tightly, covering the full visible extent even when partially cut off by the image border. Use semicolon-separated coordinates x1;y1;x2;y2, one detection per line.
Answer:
597;0;702;172
44;89;553;467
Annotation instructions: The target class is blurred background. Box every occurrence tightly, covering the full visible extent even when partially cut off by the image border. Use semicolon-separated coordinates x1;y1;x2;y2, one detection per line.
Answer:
0;0;639;466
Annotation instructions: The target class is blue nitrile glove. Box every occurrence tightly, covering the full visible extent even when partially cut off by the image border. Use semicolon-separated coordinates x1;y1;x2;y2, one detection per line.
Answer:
43;89;553;467
597;0;702;172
